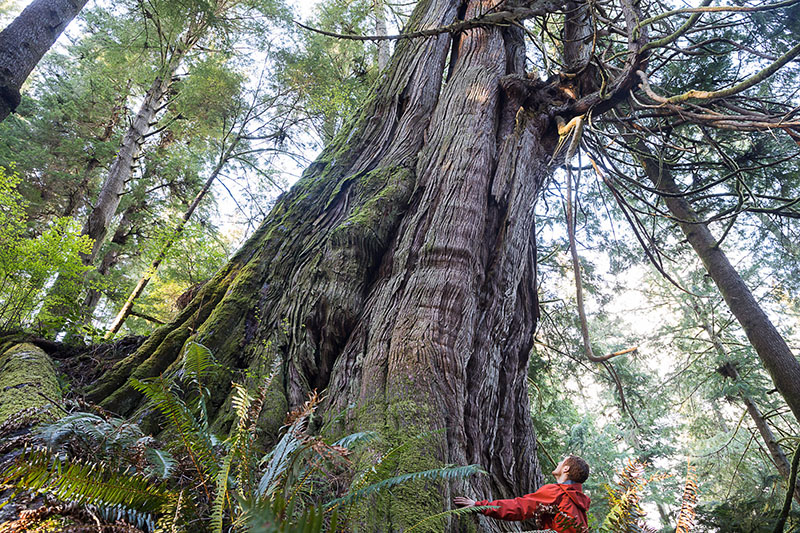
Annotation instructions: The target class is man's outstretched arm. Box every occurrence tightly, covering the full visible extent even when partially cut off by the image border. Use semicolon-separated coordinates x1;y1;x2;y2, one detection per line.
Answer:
454;493;542;521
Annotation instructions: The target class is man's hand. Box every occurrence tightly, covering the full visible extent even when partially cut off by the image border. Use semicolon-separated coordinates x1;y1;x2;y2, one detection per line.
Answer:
453;496;477;508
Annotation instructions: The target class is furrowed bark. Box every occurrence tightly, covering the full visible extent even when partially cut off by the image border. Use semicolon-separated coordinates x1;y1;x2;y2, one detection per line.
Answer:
630;136;800;423
0;0;89;122
562;0;598;97
319;4;554;527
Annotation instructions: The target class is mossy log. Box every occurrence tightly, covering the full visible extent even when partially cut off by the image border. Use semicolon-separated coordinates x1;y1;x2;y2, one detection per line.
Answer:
0;343;62;424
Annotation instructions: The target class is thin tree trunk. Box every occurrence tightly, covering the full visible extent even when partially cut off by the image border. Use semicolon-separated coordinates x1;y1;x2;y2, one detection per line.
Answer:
629;135;800;423
81;205;139;317
374;0;390;70
712;400;730;433
0;0;89;122
753;211;800;266
104;149;232;338
63;88;130;218
80;72;174;265
741;396;800;504
42;7;226;335
72;6;218;280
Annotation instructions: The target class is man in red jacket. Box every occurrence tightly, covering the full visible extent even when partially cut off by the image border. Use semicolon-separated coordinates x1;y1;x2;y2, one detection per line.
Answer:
454;455;591;533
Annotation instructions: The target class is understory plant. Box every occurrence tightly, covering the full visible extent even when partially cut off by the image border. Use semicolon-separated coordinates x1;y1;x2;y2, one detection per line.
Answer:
601;459;700;533
0;164;94;333
1;341;487;532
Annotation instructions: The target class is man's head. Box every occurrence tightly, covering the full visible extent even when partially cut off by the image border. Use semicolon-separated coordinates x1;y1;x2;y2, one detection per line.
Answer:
552;455;590;484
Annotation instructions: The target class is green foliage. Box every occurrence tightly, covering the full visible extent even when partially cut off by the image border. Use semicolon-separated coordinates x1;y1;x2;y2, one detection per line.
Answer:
130;342;221;483
38;411;176;480
0;166;93;331
326;464;486;510
2;446;174;530
278;0;378;145
403;505;497;533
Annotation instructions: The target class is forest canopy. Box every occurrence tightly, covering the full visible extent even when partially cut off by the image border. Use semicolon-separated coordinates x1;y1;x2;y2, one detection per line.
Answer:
0;0;799;531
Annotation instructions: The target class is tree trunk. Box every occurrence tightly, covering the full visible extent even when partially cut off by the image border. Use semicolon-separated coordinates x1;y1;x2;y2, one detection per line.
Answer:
0;342;62;424
629;135;800;423
81;204;141;318
374;0;390;70
712;356;800;504
87;0;575;529
80;72;174;265
63;90;130;218
40;71;175;334
741;395;800;505
0;0;89;122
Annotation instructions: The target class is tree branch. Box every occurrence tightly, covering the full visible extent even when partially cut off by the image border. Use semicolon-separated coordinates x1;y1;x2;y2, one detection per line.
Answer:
294;2;565;42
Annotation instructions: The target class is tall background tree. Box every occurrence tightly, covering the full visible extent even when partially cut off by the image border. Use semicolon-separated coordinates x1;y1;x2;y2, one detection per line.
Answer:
0;0;90;121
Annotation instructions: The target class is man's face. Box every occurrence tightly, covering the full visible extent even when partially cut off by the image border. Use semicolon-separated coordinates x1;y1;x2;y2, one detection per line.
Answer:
552;457;570;479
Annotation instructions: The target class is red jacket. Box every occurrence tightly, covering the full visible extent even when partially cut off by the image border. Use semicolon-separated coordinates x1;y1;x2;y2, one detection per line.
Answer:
475;483;591;533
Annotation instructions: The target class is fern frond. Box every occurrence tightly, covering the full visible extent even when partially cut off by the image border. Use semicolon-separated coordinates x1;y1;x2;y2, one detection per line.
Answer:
211;452;235;533
94;502;155;531
231;382;253;429
405;505;499;532
2;447;173;521
675;461;698;533
130;377;217;479
255;391;322;499
153;490;198;533
144;448;176;480
245;357;281;438
349;428;447;493
180;341;218;382
601;459;653;533
229;362;282;492
177;341;219;427
332;431;379;450
284;390;321;426
256;418;307;498
326;464;486;509
375;428;446;469
39;412;145;451
239;494;334;533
